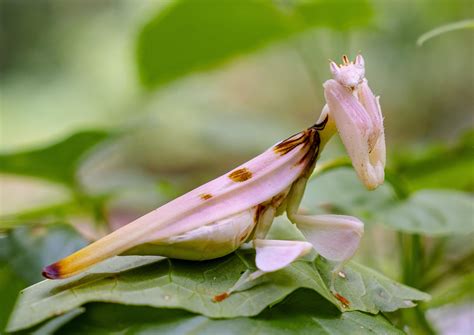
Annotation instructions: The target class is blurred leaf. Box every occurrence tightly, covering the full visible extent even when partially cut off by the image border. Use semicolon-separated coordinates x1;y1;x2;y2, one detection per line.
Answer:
377;190;474;236
303;168;396;220
417;19;474;46
0;223;87;284
294;0;373;31
137;0;373;88
304;166;474;236
0;201;77;230
58;290;403;335
0;130;110;186
393;130;474;192
137;0;296;88
427;273;474;308
0;263;25;332
7;220;428;332
0;174;74;225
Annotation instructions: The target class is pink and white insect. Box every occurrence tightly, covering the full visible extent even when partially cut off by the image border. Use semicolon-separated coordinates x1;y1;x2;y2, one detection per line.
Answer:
42;54;385;300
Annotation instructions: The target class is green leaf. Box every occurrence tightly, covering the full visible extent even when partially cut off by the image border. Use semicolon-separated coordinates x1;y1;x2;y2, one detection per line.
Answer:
377;190;474;236
0;263;26;332
7;220;428;332
58;290;403;335
0;223;87;284
0;130;109;186
136;0;373;88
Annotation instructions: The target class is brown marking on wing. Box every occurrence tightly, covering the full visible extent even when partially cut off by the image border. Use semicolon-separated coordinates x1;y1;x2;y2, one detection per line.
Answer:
334;293;350;308
199;193;213;200
228;168;252;182
297;115;328;169
297;129;319;166
274;115;328;159
212;292;230;302
273;131;308;156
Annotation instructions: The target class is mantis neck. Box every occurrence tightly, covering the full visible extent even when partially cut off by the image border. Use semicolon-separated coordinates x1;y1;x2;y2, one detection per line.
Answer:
317;113;337;151
316;109;337;160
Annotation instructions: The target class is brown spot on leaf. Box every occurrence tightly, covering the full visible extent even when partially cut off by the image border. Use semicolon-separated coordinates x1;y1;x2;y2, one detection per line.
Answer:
199;193;213;200
228;168;252;182
212;292;230;302
334;293;350;307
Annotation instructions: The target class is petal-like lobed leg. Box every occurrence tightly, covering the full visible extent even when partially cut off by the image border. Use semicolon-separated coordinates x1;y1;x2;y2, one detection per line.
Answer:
213;239;312;301
254;239;313;272
286;177;364;292
290;213;363;292
290;214;364;263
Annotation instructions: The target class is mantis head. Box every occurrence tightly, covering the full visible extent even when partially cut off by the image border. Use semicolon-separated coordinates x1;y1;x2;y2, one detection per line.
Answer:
329;54;365;89
324;54;386;190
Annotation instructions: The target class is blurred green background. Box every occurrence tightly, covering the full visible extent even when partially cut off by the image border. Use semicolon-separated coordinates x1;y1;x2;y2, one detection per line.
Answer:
0;0;473;334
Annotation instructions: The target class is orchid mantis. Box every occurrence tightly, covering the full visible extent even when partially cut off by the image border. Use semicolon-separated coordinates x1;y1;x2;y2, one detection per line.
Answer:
42;54;385;301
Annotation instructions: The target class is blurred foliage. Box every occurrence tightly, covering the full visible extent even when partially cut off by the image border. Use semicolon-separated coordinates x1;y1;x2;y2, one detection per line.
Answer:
0;131;110;187
1;0;473;333
137;0;372;88
392;130;474;192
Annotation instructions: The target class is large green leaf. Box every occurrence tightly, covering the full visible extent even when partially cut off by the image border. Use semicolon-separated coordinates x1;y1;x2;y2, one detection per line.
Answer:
136;0;373;88
0;130;109;186
57;290;403;335
7;220;428;332
377;190;474;235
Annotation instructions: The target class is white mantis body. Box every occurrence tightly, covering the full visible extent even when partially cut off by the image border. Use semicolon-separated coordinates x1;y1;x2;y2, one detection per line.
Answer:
43;55;385;301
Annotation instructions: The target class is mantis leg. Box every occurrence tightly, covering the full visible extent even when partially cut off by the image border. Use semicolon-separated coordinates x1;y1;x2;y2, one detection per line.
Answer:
286;177;364;292
253;206;276;239
213;239;312;301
